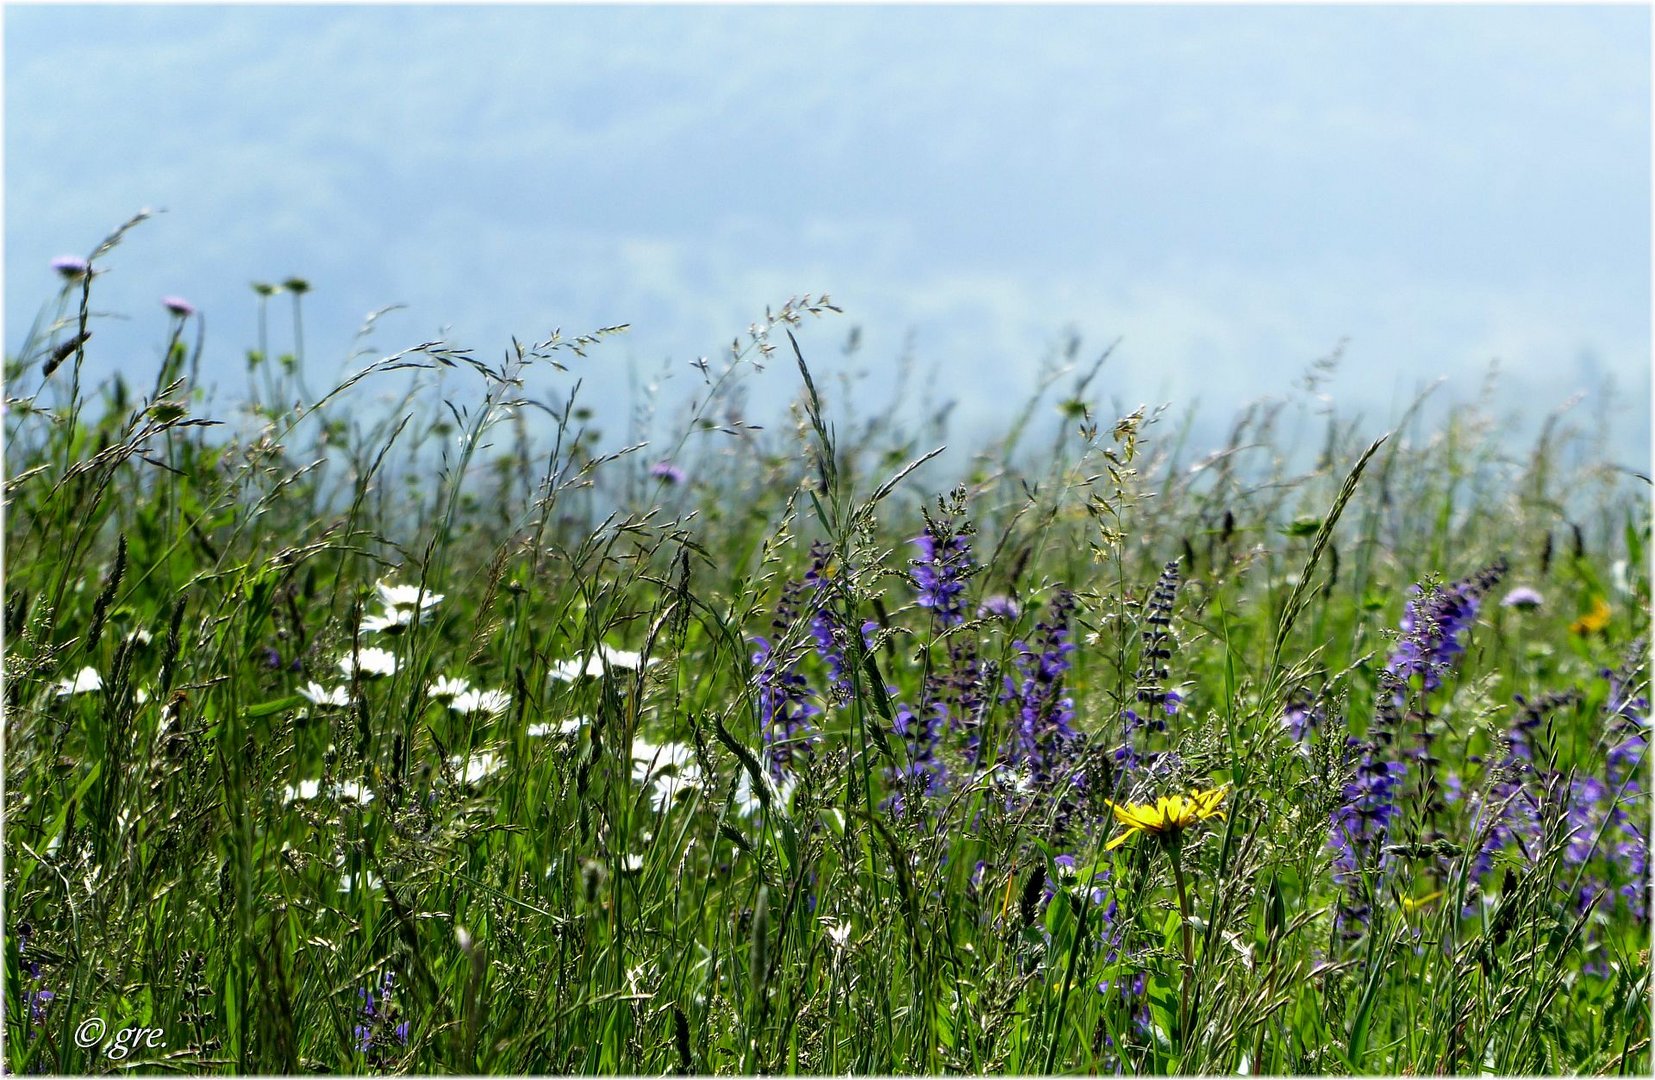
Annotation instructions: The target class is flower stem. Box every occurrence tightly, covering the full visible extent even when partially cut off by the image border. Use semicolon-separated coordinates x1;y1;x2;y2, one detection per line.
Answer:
1169;838;1195;1045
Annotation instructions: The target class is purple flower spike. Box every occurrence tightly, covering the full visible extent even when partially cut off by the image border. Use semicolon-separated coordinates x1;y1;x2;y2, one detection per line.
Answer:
978;594;1020;620
162;295;197;317
51;255;89;280
911;528;973;627
1387;559;1507;698
649;460;686;485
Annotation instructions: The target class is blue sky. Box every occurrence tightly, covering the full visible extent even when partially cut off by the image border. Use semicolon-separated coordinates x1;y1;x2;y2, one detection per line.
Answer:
7;5;1650;463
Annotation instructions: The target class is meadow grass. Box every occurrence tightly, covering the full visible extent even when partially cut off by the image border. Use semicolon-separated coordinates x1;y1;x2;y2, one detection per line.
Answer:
3;220;1650;1074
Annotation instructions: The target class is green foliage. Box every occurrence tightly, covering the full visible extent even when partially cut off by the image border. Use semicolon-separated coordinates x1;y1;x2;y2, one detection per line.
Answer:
4;227;1650;1074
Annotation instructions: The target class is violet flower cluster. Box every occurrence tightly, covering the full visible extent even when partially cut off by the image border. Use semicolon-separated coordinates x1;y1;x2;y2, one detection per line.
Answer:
1328;664;1411;937
1571;649;1649;921
751;579;822;785
1385;559;1507;699
16;922;55;1061
889;519;984;813
910;520;973;627
1003;589;1084;813
354;970;410;1058
803;541;852;700
1328;560;1507;939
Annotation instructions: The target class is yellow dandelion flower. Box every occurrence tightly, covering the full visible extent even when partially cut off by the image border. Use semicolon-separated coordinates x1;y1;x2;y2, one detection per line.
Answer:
1570;597;1611;637
1104;785;1229;851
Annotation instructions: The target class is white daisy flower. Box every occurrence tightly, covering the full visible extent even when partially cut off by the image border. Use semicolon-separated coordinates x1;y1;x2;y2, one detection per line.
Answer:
596;645;651;670
650;766;703;812
359;580;443;635
376;580;444;614
620;853;645;874
339;647;398;679
361;609;413;634
126;628;154;646
427;675;472;701
53;666;103;696
549;644;660;682
299;681;351;707
630;737;696;784
735;768;796;816
332;780;376;805
283;778;322;802
450;688;511;717
449;749;507;785
527;716;588;738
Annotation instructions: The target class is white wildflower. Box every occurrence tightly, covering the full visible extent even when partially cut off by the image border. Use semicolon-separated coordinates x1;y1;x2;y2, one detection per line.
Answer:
1612;559;1632;597
361;609;413;634
735;768;795;816
283;778;322;802
299;681;351;707
620;853;644;874
549;644;659;682
650;766;703;812
820;916;853;948
359;580;444;634
376;580;444;614
428;675;472;700
528;716;588;738
630;737;696;784
339;647;398;679
332;780;376;805
53;666;103;696
449;749;507;786
450;688;511;717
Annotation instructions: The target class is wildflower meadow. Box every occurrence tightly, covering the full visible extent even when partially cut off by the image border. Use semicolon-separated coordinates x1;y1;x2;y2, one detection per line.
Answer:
4;216;1650;1074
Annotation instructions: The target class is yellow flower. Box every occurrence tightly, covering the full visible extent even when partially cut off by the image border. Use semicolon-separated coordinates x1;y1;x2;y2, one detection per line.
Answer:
1401;889;1444;915
1570;597;1611;636
1104;786;1229;851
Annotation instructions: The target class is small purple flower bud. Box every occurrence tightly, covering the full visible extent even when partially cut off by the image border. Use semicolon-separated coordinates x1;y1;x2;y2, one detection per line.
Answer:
51;255;89;280
162;295;197;317
649;460;687;485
